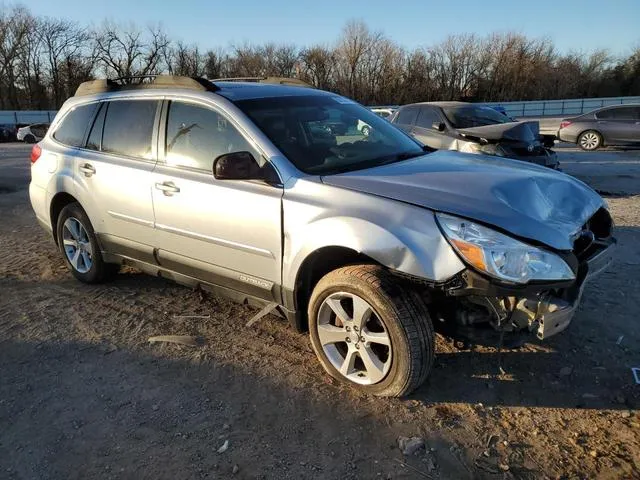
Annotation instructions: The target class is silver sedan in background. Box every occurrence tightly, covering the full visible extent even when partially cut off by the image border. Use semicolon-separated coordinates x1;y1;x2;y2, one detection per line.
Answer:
558;104;640;150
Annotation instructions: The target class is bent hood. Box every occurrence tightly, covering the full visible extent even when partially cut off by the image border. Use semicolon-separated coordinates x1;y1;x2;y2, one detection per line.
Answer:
458;121;540;143
322;151;604;251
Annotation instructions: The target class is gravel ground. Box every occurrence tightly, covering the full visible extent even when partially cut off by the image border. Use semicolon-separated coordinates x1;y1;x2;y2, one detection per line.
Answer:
0;143;639;479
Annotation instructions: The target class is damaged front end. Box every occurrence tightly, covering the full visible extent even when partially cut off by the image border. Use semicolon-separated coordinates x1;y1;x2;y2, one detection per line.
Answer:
432;207;616;344
454;121;560;170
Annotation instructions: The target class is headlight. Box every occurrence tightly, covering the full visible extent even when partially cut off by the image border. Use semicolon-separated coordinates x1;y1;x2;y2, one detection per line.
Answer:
436;213;575;284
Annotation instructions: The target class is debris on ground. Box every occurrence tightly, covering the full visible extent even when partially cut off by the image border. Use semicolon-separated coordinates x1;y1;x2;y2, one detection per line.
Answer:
217;440;229;454
147;335;205;347
397;436;425;456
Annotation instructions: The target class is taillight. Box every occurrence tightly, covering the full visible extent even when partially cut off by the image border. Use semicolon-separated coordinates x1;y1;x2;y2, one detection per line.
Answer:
30;144;42;164
559;121;572;129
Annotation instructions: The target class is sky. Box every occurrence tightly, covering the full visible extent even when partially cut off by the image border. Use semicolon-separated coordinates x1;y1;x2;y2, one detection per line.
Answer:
25;0;640;55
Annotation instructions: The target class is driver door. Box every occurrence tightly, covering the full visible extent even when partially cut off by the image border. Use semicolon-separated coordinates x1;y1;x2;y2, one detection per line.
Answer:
151;99;283;301
412;107;449;149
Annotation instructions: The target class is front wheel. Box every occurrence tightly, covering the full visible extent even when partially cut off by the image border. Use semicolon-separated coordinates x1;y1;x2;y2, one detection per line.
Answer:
308;265;434;397
361;125;370;136
56;202;118;283
24;134;36;144
578;130;602;151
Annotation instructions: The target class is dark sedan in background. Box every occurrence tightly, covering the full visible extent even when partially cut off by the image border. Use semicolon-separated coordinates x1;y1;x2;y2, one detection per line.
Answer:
390;101;559;169
557;104;640;150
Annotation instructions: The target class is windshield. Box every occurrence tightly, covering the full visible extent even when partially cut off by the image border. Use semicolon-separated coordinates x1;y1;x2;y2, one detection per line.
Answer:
442;105;512;129
234;95;425;174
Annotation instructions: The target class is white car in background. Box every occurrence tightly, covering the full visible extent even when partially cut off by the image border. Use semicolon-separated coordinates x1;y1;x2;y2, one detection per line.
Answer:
17;123;50;143
358;107;396;136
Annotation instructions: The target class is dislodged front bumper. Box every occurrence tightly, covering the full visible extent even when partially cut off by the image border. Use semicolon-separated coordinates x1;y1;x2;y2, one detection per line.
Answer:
446;238;616;341
520;241;616;339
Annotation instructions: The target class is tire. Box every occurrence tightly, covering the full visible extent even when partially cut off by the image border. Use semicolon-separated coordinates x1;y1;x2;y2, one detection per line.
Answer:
361;125;370;136
56;202;118;283
308;265;435;397
578;130;602;151
24;134;36;144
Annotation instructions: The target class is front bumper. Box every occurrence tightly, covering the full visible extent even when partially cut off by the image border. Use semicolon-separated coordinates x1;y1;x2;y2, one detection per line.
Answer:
446;238;616;340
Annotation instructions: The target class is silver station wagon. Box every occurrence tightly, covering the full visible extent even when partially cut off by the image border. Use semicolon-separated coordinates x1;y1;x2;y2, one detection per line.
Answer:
29;76;615;397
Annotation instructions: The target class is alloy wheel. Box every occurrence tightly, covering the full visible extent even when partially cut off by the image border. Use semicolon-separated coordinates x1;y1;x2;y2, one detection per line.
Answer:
316;292;392;385
62;217;93;274
580;132;600;150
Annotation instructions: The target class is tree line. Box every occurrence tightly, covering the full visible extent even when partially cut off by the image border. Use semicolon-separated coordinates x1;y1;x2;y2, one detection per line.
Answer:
1;5;639;110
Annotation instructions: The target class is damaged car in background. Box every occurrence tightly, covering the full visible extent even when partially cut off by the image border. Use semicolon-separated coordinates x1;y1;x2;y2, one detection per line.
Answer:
391;101;559;169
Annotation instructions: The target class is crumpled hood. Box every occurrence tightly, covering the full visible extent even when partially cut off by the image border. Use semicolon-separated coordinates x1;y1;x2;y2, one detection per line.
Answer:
322;150;604;251
458;121;540;143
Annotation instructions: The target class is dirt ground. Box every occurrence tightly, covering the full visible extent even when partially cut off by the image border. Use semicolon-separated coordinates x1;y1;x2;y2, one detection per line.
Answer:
1;143;639;479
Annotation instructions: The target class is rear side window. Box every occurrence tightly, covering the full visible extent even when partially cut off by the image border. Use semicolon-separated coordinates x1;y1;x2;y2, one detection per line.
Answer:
164;101;254;172
596;107;638;120
394;106;419;126
102;100;158;159
53;103;98;147
415;107;442;129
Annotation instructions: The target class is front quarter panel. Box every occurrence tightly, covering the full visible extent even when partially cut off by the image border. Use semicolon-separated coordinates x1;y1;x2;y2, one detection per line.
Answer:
282;178;465;290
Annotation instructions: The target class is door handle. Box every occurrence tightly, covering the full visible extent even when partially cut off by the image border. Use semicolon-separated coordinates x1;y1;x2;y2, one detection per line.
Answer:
79;163;95;177
155;181;180;196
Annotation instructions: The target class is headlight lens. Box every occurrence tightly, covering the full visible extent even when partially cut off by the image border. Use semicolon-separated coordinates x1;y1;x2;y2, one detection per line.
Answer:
436;213;575;283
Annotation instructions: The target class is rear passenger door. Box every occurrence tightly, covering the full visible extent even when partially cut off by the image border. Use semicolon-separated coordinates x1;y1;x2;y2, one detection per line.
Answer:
596;107;640;144
73;99;160;262
150;99;283;301
412;106;448;149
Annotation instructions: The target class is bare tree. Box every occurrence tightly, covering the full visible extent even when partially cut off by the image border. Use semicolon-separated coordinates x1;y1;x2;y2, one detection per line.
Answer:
300;45;335;89
92;22;170;80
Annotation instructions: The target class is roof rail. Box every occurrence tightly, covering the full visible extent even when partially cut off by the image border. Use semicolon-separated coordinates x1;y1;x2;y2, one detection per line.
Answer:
74;75;218;97
212;76;314;88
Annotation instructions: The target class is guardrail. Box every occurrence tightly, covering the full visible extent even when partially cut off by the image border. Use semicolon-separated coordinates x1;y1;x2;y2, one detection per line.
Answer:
484;96;640;118
0;110;57;125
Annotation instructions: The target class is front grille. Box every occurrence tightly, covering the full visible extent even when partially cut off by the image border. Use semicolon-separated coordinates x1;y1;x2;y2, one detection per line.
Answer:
507;145;547;157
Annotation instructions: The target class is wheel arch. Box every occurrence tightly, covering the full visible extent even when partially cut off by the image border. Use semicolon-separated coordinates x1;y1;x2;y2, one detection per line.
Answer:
50;191;80;245
290;246;380;332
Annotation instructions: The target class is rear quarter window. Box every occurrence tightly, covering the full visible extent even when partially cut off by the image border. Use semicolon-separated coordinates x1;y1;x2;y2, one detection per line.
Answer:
53;103;99;147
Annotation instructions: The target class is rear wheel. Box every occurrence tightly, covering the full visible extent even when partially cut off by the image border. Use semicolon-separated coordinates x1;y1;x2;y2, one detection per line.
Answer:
308;265;434;397
24;134;36;144
56;202;118;283
361;125;370;136
578;130;602;151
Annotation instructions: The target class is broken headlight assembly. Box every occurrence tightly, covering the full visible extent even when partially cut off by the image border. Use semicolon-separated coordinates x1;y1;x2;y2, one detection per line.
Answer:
436;213;575;284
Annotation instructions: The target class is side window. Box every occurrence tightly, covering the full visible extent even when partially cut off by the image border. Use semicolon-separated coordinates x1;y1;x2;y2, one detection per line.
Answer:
53;103;99;147
165;101;254;172
102;100;158;159
597;107;636;120
86;103;106;151
415;107;441;129
595;109;614;119
394;106;419;126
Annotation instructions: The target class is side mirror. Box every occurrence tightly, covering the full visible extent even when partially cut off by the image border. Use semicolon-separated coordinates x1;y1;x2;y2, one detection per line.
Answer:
432;122;446;132
213;151;263;180
213;151;280;184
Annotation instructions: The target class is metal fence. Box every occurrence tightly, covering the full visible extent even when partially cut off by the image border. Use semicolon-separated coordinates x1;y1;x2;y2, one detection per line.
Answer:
483;96;640;118
0;110;57;125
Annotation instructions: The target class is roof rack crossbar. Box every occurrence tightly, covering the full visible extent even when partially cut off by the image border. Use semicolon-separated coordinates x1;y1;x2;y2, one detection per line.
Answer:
74;75;219;97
